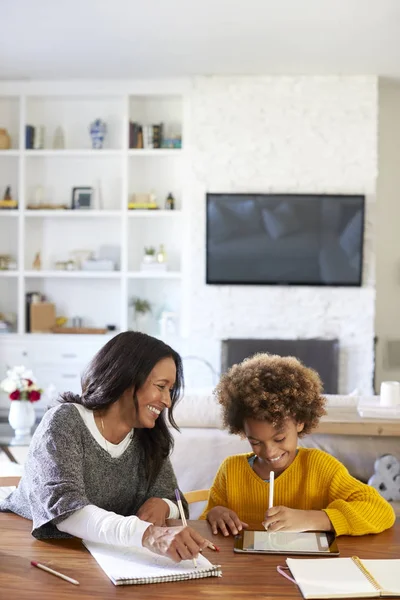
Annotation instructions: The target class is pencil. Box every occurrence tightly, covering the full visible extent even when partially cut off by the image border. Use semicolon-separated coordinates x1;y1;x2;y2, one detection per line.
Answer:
175;489;197;568
31;560;79;585
269;470;275;509
207;541;220;552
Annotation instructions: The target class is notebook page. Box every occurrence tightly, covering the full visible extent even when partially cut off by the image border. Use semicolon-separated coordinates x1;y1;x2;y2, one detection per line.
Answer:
83;540;221;586
286;558;377;599
362;560;400;595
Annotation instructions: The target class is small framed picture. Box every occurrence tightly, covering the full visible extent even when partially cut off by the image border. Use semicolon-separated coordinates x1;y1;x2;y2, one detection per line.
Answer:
72;187;93;210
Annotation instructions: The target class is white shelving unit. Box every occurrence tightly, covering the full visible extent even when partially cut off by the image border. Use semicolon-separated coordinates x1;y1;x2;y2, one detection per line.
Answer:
0;85;187;339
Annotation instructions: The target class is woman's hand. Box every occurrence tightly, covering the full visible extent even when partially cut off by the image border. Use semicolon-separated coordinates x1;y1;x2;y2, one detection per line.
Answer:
263;506;332;532
142;525;209;562
136;498;170;526
207;505;248;536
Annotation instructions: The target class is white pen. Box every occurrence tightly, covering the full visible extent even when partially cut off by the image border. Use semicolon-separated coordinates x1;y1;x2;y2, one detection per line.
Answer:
269;470;275;509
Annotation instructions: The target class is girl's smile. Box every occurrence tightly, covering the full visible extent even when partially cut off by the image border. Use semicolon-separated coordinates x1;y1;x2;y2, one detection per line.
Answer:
244;417;304;477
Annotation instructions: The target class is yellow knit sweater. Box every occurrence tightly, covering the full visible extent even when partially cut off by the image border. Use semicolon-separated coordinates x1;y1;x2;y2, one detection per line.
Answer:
200;448;395;536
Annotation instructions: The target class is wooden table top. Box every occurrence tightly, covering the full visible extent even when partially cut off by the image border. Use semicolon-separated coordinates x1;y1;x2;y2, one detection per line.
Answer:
315;406;400;436
0;513;399;599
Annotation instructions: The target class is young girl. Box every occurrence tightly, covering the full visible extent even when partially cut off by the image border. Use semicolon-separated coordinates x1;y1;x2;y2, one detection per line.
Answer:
201;353;395;537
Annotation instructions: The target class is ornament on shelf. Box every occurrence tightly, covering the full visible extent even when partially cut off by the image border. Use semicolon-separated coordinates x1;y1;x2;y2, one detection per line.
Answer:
94;178;103;210
165;192;175;210
0;128;11;149
143;246;156;264
89;118;107;149
157;244;167;263
32;185;44;207
0;186;18;209
130;297;152;334
32;252;41;271
33;125;45;150
52;126;65;149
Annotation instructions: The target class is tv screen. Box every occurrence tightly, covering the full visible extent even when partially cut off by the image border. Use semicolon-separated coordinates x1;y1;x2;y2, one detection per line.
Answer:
206;193;365;286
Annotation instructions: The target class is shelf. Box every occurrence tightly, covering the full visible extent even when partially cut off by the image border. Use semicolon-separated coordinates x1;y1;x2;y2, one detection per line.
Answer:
24;270;121;279
127;149;183;157
127;210;182;217
0;150;19;157
0;86;186;336
24;149;123;158
24;210;122;218
0;271;18;277
127;271;182;279
0;210;19;217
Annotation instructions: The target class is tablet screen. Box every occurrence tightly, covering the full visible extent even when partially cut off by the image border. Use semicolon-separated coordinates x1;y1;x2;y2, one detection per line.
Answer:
234;530;339;555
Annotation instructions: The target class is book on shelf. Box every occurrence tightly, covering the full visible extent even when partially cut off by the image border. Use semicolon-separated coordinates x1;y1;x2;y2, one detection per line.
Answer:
286;556;400;599
129;121;143;149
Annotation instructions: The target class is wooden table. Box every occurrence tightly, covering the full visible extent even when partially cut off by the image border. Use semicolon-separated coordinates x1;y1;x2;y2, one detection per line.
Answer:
0;514;399;599
315;406;400;436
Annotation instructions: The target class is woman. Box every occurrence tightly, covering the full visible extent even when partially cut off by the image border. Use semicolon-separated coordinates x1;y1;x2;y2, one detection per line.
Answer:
0;331;208;562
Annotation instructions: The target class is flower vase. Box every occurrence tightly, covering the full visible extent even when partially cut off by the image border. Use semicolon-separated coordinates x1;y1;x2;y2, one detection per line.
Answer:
134;312;151;334
89;119;107;149
8;401;36;445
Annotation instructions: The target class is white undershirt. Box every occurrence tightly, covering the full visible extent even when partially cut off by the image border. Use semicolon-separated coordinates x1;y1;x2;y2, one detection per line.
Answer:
56;404;179;546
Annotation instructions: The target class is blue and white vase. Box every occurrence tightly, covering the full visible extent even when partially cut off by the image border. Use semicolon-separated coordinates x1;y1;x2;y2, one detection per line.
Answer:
89;119;107;149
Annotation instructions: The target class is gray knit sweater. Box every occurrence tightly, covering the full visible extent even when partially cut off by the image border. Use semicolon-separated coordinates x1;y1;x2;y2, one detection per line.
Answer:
0;403;188;538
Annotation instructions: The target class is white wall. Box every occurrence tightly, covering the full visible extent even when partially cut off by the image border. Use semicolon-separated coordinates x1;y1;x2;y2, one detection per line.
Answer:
183;76;378;394
375;79;400;390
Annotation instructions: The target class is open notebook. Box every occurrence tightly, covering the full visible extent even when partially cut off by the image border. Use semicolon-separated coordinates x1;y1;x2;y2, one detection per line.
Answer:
83;540;222;586
287;557;400;599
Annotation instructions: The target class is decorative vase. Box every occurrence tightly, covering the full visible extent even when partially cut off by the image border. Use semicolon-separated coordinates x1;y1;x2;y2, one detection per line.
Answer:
0;128;11;150
89;119;107;149
134;312;152;334
8;401;36;445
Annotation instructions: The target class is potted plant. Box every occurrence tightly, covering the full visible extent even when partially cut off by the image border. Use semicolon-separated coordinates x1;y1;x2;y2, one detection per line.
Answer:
0;366;42;443
129;297;152;333
143;246;156;264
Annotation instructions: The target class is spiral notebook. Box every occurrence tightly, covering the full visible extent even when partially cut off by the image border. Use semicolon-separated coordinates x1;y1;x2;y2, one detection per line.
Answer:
83;540;222;586
286;556;400;598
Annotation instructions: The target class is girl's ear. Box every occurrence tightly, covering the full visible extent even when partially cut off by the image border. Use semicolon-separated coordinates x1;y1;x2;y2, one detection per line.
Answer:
296;422;305;434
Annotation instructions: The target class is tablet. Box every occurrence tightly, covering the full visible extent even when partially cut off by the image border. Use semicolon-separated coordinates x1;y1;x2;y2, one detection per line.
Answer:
233;530;339;556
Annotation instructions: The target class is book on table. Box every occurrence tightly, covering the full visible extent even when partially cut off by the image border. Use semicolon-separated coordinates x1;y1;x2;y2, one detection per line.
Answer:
286;556;400;599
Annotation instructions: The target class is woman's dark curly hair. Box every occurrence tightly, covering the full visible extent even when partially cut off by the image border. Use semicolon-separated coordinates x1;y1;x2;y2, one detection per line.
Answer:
216;353;326;437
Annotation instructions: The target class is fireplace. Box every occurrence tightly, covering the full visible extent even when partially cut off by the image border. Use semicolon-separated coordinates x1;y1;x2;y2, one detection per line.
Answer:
221;338;339;394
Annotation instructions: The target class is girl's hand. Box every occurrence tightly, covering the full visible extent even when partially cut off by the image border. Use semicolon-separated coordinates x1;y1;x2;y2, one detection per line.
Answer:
142;525;209;562
207;505;249;536
137;497;170;526
263;506;332;532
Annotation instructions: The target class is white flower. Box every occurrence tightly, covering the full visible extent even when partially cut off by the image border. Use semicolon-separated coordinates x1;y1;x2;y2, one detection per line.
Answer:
1;365;39;397
0;378;17;394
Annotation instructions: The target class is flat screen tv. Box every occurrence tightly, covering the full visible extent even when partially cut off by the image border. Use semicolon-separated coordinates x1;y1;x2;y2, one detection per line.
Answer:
206;193;365;286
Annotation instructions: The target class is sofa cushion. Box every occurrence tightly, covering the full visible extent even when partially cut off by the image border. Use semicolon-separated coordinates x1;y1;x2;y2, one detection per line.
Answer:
174;391;223;428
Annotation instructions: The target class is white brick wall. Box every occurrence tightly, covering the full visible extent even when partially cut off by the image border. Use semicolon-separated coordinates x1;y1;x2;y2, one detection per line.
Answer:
183;76;378;394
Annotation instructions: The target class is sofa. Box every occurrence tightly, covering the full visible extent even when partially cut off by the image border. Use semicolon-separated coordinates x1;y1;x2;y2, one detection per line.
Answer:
170;390;400;518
